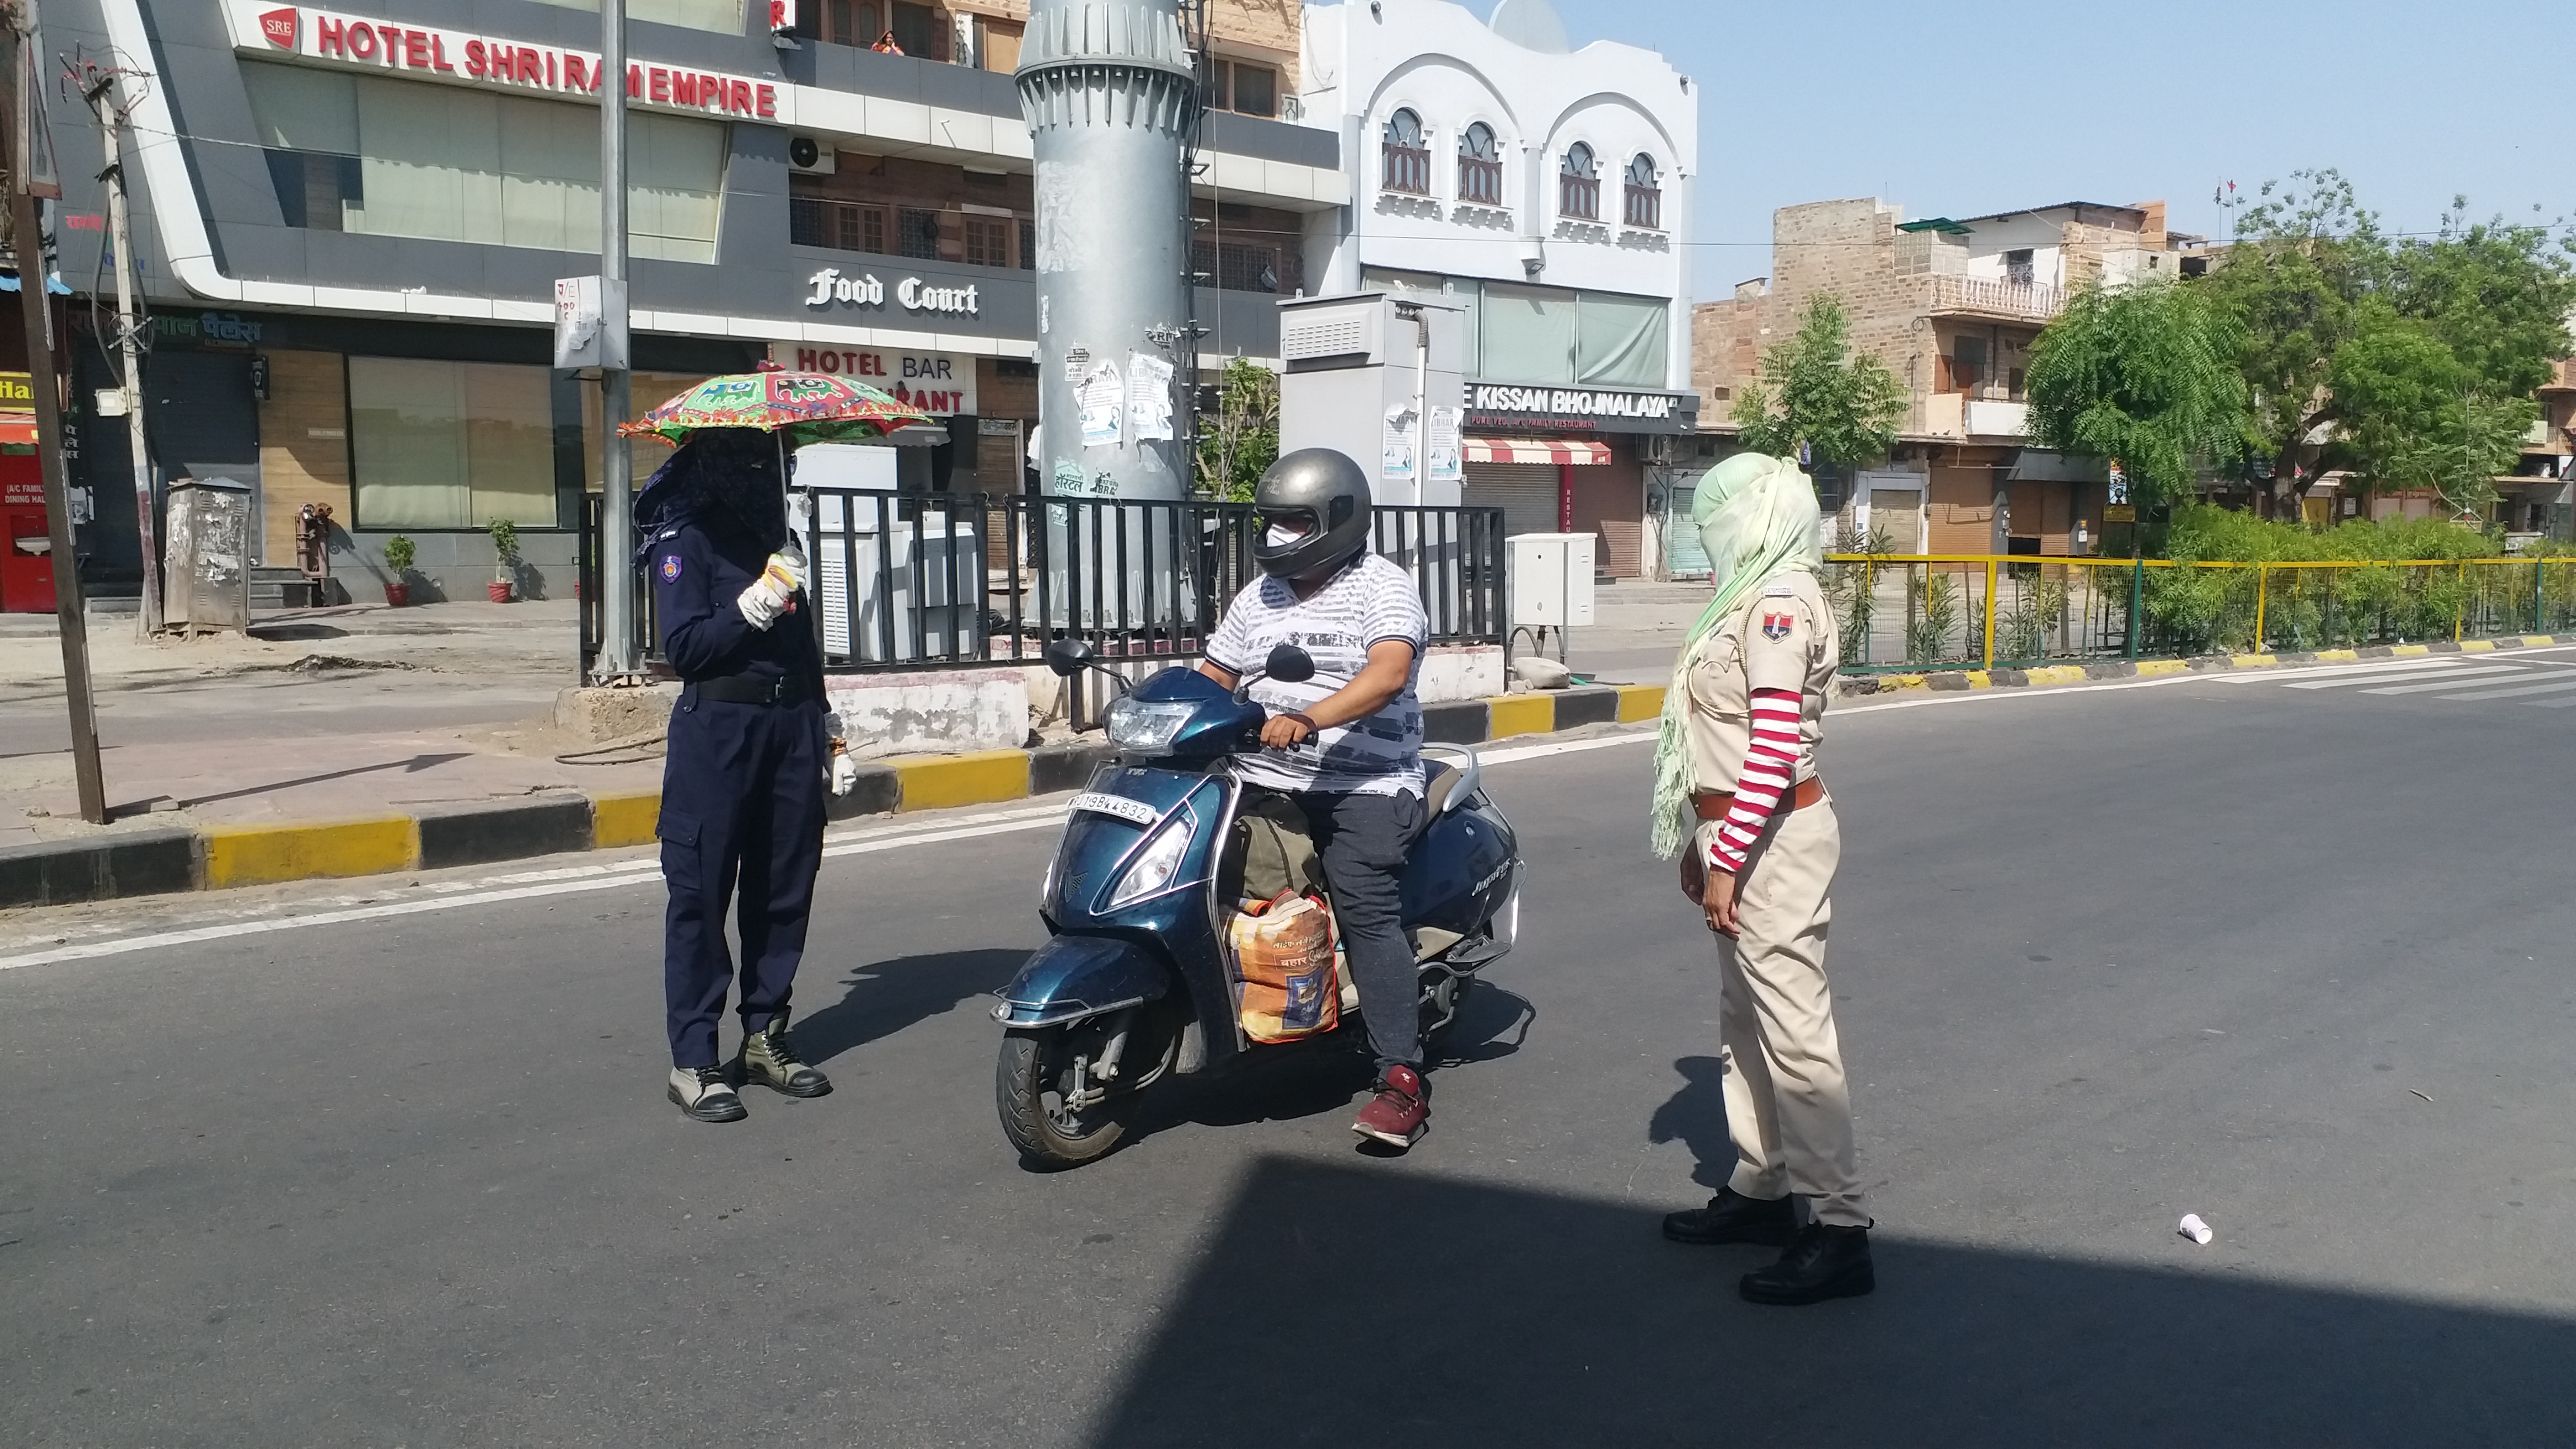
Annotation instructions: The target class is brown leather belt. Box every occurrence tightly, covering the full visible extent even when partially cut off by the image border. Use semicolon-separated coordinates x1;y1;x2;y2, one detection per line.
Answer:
1692;776;1825;820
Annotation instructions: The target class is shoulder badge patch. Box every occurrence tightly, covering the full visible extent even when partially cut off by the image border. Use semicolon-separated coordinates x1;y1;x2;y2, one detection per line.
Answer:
1759;610;1794;642
659;554;683;584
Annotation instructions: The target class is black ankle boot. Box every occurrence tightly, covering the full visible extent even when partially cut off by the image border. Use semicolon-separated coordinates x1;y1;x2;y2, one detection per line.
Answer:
1662;1187;1794;1246
1739;1221;1874;1305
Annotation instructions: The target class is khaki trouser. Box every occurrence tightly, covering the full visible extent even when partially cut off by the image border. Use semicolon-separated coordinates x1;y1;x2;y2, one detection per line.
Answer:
1698;799;1869;1228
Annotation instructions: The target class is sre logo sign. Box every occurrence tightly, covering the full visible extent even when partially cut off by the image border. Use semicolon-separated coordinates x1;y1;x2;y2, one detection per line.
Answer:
258;7;299;48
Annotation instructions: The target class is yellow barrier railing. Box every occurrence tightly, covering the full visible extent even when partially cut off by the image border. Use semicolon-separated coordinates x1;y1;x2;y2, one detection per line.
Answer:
1819;553;2576;671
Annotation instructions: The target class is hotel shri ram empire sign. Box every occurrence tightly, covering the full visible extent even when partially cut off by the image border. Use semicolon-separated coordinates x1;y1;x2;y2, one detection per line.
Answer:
224;2;794;123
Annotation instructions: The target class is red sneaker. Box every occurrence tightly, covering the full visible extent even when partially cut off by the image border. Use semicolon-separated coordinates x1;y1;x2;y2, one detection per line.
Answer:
1352;1064;1429;1149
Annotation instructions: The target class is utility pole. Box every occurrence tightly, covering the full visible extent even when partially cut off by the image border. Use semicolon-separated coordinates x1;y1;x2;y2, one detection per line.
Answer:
596;0;637;678
76;55;151;639
4;1;107;822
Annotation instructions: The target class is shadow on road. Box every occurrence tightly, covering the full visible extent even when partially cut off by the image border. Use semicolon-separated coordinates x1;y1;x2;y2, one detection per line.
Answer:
1647;1054;1733;1191
1083;1154;2576;1448
792;946;1027;1064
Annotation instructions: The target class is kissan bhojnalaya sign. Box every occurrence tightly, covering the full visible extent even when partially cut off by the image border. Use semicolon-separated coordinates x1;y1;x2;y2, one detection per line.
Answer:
223;2;789;123
1466;382;1699;434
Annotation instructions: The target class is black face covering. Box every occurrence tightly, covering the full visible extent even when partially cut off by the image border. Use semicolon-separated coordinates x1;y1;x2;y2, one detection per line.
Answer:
633;427;788;559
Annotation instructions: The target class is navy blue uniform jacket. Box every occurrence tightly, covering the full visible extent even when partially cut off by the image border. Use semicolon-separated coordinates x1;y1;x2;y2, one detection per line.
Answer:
648;514;826;693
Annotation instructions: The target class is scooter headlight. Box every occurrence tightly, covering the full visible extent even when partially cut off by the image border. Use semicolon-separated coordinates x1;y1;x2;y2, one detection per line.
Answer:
1106;818;1193;909
1104;697;1196;754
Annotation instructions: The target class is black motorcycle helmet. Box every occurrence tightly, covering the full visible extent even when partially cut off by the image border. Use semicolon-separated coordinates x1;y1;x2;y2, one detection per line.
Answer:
1251;448;1374;580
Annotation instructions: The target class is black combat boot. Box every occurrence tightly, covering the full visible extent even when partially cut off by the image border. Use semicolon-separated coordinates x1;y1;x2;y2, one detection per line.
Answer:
1661;1187;1795;1246
667;1064;747;1123
733;1016;832;1098
1739;1221;1874;1305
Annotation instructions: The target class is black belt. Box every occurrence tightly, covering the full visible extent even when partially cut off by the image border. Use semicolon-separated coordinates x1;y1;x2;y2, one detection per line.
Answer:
692;673;810;705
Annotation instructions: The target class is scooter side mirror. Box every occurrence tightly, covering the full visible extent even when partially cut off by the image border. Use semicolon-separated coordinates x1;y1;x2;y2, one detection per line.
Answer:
1265;643;1315;684
1043;637;1097;678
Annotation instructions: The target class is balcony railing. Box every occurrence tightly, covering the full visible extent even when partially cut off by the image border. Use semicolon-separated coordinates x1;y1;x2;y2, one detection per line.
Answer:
1457;156;1502;206
1622;182;1661;229
1928;273;2065;321
1382;142;1430;196
1559;173;1599;221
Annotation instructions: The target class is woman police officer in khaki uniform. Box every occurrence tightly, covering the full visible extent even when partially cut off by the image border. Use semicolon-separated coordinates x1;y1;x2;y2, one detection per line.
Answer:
1648;452;1875;1306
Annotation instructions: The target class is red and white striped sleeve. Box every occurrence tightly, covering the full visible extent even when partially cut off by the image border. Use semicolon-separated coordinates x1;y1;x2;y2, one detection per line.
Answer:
1709;686;1801;874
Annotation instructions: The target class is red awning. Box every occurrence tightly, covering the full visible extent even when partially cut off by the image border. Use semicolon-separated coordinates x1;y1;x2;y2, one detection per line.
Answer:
0;415;35;444
1463;437;1612;466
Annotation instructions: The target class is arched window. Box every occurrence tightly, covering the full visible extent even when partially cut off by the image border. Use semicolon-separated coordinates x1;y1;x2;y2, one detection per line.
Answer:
1381;108;1429;195
1623;152;1661;229
1558;142;1599;220
1457;122;1502;205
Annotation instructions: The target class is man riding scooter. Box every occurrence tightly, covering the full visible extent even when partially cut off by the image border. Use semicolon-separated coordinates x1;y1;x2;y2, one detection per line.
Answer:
1196;449;1435;1149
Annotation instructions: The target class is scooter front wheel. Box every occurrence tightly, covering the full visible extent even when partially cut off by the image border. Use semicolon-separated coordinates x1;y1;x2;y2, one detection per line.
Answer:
996;1024;1144;1169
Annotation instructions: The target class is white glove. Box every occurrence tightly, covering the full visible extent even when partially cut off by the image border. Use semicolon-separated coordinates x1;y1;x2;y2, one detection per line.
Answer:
734;552;808;631
828;738;859;796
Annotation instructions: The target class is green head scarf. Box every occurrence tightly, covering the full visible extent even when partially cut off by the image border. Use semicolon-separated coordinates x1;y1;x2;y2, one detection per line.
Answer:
1646;452;1826;859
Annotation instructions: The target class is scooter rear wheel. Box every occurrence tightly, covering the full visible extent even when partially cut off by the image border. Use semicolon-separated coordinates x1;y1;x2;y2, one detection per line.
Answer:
996;1024;1144;1169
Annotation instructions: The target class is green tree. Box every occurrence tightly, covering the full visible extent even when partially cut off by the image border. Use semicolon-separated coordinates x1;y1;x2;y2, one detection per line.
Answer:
1193;358;1280;501
2204;170;2575;514
1729;293;1908;471
2025;277;2247;506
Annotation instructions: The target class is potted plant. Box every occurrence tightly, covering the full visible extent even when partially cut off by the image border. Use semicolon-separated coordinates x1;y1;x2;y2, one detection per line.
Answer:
381;534;415;607
487;518;520;603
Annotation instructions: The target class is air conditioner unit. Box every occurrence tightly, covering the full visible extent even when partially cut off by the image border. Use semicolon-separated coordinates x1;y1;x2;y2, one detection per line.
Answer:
788;136;835;174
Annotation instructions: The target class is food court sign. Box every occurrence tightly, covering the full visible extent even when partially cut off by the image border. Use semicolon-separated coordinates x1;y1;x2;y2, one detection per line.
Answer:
220;1;793;124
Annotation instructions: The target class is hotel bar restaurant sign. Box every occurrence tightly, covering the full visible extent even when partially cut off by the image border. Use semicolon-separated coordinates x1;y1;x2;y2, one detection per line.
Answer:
220;2;797;125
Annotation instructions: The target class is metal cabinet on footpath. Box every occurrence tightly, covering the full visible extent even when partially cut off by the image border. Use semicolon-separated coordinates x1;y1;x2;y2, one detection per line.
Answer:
162;477;253;634
0;449;53;613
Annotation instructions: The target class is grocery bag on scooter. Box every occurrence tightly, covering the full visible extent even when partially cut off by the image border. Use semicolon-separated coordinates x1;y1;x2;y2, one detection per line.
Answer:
1227;891;1341;1043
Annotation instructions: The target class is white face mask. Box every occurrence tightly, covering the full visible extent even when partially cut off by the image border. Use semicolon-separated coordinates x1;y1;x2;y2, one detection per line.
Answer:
1266;524;1306;549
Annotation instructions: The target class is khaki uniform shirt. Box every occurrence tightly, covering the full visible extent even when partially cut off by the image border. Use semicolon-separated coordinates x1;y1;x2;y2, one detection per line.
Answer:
1684;570;1839;793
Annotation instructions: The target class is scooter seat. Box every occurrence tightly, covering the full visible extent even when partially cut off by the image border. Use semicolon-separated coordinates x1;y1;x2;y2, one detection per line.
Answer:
1422;761;1461;820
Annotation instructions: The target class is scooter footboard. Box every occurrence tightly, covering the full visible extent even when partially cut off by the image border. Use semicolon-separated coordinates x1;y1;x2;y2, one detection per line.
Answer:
993;935;1171;1029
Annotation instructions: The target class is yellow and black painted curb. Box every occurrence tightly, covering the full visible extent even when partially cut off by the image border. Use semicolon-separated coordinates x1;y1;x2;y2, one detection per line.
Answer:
1837;633;2573;698
0;684;1673;912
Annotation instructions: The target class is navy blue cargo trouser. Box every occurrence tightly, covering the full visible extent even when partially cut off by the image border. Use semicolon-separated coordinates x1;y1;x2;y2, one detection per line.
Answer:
659;692;828;1068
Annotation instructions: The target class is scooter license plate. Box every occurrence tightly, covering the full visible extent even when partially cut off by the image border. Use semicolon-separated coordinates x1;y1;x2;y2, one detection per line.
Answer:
1069;791;1160;826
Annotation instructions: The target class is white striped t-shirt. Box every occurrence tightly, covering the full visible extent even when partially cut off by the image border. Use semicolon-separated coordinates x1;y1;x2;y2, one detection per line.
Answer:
1205;553;1428;797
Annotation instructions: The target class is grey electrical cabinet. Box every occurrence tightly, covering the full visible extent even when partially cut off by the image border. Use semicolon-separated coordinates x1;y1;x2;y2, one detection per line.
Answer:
163;477;254;634
1276;292;1466;508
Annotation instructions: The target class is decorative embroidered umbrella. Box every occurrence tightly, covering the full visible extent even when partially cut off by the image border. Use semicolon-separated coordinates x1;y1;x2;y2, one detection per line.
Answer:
619;363;937;446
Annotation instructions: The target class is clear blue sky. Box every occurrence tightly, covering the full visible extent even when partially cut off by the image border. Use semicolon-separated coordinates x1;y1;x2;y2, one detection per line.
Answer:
1556;0;2576;301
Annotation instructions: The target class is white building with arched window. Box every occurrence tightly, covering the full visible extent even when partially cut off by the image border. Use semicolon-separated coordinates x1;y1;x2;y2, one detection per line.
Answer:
1295;0;1699;574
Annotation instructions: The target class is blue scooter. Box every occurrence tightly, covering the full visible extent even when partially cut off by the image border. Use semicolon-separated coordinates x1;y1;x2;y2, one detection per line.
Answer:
991;638;1523;1168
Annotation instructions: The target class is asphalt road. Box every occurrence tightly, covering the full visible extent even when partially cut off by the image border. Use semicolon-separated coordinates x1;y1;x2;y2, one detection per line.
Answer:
6;658;2575;1447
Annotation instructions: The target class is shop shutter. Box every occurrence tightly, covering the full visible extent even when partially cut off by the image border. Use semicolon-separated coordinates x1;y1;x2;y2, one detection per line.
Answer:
1463;462;1562;542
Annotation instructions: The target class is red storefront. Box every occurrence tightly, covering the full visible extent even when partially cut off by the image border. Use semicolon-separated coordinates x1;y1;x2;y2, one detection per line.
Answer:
0;423;51;613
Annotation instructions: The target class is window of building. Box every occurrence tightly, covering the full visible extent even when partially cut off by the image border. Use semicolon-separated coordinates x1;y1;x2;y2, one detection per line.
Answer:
963;214;1011;267
1457;122;1502;206
889;1;946;59
1210;59;1278;118
791;197;890;253
1192;240;1289;294
2004;248;2035;287
1949;335;1988;393
529;0;742;35
1559;141;1599;220
1019;219;1036;269
348;357;557;530
819;0;881;45
1382;108;1429;196
898;206;943;260
978;16;1023;72
243;63;724;263
1622;152;1660;229
1469;277;1668;389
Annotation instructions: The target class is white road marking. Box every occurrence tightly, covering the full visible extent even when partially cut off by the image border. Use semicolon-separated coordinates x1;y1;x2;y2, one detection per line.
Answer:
2279;662;2493;689
2223;659;2469;685
2432;679;2576;703
2357;667;2532;695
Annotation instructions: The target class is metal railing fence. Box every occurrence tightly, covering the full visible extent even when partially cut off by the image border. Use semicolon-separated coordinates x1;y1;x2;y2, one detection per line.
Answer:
1821;553;2576;673
583;490;1505;680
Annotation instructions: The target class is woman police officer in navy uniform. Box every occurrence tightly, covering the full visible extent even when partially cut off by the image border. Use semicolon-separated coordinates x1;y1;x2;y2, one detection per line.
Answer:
636;427;851;1123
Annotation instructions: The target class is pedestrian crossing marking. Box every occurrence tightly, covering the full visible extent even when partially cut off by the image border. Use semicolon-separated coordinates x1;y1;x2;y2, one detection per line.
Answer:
2357;666;2531;695
2432;678;2576;703
2279;662;2491;689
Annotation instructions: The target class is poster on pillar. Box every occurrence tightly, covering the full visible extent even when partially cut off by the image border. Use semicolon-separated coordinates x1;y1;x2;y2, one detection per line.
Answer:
1382;404;1419;485
1125;353;1175;443
1426;405;1462;484
1077;360;1125;448
773;344;977;416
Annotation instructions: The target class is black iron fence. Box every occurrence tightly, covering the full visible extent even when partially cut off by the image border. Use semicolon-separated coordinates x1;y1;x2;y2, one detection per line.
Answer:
582;490;1506;680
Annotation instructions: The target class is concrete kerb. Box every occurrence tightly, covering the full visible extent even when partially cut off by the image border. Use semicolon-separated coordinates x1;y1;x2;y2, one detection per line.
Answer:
0;688;1647;911
1836;634;2573;701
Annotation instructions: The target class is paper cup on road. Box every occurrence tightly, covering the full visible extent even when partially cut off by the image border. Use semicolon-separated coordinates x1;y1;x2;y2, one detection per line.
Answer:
2178;1213;2214;1245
